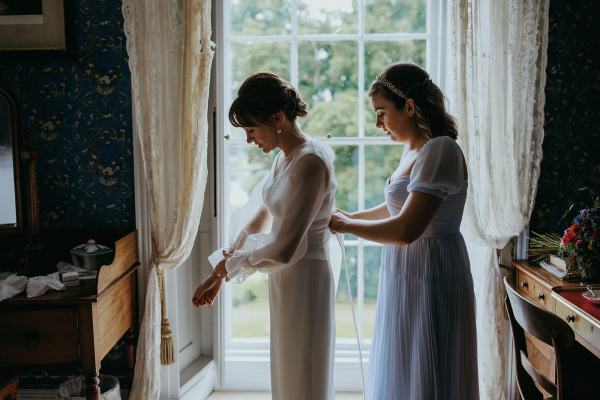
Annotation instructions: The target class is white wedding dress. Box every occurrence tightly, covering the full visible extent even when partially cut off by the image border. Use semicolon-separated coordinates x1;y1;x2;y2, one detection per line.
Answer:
210;138;339;400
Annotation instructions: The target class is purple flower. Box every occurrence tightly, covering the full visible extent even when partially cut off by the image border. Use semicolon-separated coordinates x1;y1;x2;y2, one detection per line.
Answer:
576;239;584;248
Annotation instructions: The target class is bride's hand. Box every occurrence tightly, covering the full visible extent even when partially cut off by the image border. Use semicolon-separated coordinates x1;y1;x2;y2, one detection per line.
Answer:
329;211;351;234
192;261;225;307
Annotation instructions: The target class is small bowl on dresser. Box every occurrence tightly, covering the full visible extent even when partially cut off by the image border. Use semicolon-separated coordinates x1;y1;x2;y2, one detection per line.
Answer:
582;289;600;305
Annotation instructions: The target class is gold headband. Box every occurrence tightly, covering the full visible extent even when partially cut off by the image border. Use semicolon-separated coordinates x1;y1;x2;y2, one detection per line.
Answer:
375;75;405;98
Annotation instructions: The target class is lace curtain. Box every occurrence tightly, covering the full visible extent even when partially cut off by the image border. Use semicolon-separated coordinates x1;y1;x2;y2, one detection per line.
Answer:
121;0;215;398
451;0;549;398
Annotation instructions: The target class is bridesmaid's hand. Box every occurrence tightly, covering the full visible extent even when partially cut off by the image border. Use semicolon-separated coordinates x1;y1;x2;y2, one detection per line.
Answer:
329;211;351;234
335;208;354;219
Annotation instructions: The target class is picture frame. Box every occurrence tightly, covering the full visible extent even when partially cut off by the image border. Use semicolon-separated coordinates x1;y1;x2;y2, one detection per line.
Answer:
0;0;65;51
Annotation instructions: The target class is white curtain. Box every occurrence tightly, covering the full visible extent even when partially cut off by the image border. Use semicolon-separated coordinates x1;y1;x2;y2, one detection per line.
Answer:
451;1;549;399
122;0;215;398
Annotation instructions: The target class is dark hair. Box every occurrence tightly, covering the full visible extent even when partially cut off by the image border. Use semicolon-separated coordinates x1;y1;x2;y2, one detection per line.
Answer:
229;72;308;127
368;63;458;140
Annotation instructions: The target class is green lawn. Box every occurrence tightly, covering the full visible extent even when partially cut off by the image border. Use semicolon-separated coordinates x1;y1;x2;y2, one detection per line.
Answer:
232;301;378;339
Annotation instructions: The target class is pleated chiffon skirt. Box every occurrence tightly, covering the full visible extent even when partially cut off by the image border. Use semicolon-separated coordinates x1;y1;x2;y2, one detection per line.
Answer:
366;233;479;400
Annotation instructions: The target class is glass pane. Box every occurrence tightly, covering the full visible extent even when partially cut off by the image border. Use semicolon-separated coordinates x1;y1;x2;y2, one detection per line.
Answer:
299;42;358;137
364;144;404;209
332;145;358;213
227;145;277;211
231;41;291;98
298;0;357;34
365;0;427;34
0;96;16;226
363;246;382;339
336;246;358;339
228;145;278;338
232;273;271;338
364;40;426;136
230;0;291;35
229;41;291;138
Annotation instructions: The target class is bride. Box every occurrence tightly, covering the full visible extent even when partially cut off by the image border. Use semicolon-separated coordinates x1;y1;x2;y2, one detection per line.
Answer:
192;72;338;400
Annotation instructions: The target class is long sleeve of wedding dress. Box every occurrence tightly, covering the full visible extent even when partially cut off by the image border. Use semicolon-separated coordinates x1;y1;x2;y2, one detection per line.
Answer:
224;154;331;281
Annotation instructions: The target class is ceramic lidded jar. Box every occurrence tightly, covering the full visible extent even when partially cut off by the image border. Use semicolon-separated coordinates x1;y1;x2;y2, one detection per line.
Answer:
70;239;115;270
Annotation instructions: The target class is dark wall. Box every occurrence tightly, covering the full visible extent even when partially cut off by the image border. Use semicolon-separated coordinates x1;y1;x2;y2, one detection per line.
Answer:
0;0;133;389
0;0;135;233
530;0;600;233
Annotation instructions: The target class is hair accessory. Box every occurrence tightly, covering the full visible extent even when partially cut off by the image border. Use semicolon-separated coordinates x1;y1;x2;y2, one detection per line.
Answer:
375;75;406;98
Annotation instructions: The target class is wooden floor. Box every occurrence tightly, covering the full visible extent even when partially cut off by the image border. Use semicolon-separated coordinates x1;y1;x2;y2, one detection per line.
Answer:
16;389;362;399
208;393;362;400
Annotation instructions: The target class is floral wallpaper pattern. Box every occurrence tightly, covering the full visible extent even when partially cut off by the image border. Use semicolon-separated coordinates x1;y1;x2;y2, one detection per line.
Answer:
530;0;600;233
0;0;134;233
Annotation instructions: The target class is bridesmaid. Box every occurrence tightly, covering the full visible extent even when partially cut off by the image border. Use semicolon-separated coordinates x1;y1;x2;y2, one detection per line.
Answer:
330;63;478;399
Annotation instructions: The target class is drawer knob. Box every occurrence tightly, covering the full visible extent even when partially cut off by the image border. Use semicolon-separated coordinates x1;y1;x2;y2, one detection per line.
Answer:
520;281;528;289
565;315;576;323
537;293;545;301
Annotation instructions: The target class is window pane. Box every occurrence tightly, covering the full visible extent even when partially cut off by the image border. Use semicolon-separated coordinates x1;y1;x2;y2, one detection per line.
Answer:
335;246;358;339
364;144;404;209
298;0;357;34
228;145;278;339
228;145;277;210
363;246;382;339
232;273;271;338
299;41;358;137
230;0;291;36
232;41;291;98
332;145;358;213
229;41;291;138
365;0;426;34
364;40;426;136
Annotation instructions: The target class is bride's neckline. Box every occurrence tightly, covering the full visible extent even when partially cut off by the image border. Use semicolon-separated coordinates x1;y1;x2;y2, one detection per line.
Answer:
283;138;310;160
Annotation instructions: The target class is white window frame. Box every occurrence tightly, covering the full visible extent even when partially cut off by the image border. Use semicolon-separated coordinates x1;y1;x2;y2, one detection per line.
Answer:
214;0;449;391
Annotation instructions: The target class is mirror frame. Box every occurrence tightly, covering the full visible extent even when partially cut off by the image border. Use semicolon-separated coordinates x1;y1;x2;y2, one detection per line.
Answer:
0;87;23;234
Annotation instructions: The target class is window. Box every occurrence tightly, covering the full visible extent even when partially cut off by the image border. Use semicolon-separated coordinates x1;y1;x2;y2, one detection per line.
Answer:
216;0;445;389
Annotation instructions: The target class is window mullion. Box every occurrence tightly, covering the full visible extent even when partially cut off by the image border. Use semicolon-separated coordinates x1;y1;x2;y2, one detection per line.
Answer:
357;141;366;342
357;241;365;343
291;0;298;87
358;0;365;139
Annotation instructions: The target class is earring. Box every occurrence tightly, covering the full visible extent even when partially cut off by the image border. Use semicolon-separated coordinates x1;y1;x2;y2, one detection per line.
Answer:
276;128;282;135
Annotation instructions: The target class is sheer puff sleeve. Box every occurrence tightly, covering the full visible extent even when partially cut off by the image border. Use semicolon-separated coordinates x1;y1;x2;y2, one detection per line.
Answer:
223;153;331;282
407;136;466;199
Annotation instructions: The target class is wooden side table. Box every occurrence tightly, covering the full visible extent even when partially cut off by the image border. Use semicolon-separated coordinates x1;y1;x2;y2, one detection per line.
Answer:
0;232;139;400
512;260;600;385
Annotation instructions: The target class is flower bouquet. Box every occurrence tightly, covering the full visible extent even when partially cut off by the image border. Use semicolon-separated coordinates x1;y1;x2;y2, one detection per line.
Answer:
559;197;600;281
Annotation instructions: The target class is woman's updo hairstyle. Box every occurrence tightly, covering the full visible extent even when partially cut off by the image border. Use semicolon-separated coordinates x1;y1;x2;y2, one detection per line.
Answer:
369;63;458;140
229;72;308;127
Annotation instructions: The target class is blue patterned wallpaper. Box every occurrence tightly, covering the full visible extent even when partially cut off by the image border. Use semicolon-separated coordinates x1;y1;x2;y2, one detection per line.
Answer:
0;0;134;390
0;0;134;233
530;0;600;233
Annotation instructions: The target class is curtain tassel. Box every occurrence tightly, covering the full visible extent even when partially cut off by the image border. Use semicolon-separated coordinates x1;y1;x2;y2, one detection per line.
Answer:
157;267;175;365
160;318;175;365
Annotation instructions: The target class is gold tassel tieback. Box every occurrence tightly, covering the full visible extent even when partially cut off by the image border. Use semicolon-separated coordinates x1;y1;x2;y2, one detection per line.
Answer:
157;267;175;365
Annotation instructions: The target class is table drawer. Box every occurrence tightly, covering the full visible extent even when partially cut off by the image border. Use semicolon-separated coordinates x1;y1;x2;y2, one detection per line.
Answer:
516;270;555;311
0;308;80;366
555;301;600;352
